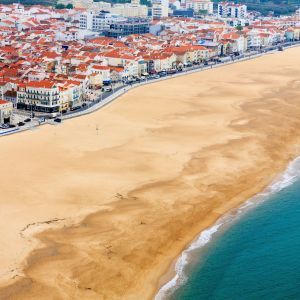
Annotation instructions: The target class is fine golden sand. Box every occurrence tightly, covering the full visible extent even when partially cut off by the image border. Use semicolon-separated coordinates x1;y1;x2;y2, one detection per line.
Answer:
1;47;300;300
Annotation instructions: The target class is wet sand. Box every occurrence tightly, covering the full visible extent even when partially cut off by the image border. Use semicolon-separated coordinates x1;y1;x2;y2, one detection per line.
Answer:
1;48;300;299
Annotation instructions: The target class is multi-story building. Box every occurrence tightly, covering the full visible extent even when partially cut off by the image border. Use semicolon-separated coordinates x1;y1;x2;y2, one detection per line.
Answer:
17;81;60;113
91;65;111;84
186;0;213;14
79;11;126;32
59;81;82;111
73;0;93;8
172;9;194;17
152;0;169;19
91;1;111;11
110;4;148;18
218;2;247;19
104;18;150;37
0;99;13;124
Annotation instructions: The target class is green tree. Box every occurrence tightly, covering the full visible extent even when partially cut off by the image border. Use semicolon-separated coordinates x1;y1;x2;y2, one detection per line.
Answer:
236;24;243;31
55;3;65;8
66;3;73;8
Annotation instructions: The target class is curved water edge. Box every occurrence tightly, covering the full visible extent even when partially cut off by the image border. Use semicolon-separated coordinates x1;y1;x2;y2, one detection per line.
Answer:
155;156;300;300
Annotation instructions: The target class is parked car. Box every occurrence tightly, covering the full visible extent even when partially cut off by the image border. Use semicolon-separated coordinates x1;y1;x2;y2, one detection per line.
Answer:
158;71;167;77
70;106;81;111
49;112;58;119
82;103;87;107
18;122;25;126
0;124;9;129
54;118;62;123
125;80;135;85
9;124;16;128
149;74;160;79
61;109;67;114
102;86;112;92
24;118;31;122
167;69;177;74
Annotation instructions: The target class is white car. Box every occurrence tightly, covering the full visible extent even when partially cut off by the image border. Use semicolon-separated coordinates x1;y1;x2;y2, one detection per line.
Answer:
102;86;112;92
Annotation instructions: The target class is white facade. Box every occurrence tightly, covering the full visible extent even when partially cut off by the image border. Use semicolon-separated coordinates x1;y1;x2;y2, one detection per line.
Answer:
110;4;148;18
152;0;169;18
55;30;79;41
74;0;93;8
186;0;213;14
0;100;12;124
247;31;261;48
218;2;247;19
91;1;112;11
79;11;125;32
17;82;60;113
59;83;82;110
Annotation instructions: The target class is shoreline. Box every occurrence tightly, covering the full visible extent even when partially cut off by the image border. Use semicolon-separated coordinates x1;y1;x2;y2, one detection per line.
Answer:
154;156;300;299
2;47;300;299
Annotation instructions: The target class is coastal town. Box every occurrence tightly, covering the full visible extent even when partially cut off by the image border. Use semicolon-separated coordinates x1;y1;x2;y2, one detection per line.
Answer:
1;0;300;132
3;0;300;298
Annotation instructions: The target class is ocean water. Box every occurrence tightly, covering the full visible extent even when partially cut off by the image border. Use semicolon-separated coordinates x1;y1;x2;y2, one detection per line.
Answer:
156;158;300;300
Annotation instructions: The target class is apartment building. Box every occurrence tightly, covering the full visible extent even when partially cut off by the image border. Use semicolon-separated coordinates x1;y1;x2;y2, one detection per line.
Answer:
17;81;60;113
186;0;213;14
0;99;12;124
152;0;169;19
110;4;148;18
59;81;82;110
91;1;111;11
104;18;150;37
79;11;126;32
91;65;111;84
218;2;247;19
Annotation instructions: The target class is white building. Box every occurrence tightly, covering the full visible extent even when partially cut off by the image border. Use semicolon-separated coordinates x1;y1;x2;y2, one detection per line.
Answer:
186;0;213;14
17;81;60;113
59;81;82;110
152;0;169;18
90;65;111;84
218;2;247;19
295;8;300;19
55;29;79;41
73;0;93;8
91;1;112;11
110;3;148;18
0;99;12;124
79;11;125;32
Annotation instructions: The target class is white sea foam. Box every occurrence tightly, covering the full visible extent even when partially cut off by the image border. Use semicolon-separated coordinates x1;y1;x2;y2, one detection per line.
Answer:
155;223;223;300
155;156;300;300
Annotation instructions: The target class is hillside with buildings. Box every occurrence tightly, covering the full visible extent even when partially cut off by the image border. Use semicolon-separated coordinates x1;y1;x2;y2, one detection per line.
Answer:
1;0;300;16
0;0;56;5
220;0;300;16
0;0;299;121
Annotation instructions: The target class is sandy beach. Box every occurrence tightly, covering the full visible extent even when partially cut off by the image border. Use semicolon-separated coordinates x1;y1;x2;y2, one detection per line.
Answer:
1;47;300;299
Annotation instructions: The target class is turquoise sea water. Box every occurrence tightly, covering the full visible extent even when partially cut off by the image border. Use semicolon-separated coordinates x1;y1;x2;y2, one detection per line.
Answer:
156;158;300;300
